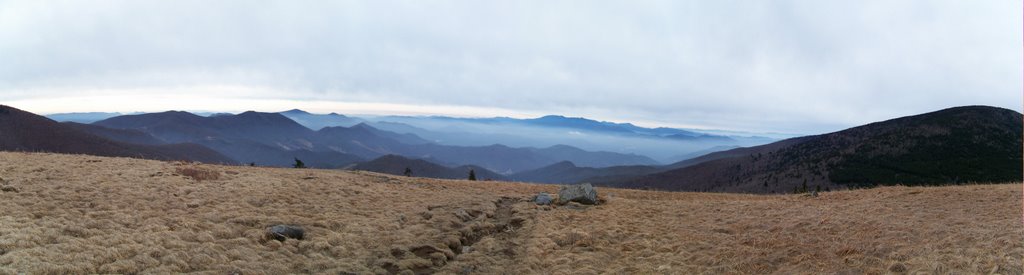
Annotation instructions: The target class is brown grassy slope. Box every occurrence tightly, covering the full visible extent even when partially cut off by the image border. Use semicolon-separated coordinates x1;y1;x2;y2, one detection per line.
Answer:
0;152;1019;274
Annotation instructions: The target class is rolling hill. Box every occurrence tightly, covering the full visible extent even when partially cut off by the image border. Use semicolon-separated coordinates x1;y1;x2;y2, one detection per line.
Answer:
510;161;659;184
0;105;234;164
62;122;167;145
65;116;361;170
94;111;364;168
95;110;317;147
349;154;507;180
616;106;1023;193
527;144;658;168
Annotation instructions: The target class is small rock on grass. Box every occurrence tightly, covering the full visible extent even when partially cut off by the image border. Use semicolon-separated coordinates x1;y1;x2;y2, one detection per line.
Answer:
453;209;482;222
0;185;18;193
267;225;305;241
454;209;473;222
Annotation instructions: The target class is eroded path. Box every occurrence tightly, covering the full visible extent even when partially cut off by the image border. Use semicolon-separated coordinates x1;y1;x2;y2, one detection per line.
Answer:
370;197;537;274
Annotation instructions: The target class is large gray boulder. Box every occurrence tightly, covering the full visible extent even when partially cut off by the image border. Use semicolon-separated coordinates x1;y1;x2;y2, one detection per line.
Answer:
533;192;553;205
558;183;598;205
267;225;305;241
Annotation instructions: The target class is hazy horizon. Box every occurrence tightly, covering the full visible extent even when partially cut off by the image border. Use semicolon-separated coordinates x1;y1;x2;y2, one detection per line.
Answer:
34;103;1018;138
2;1;1021;134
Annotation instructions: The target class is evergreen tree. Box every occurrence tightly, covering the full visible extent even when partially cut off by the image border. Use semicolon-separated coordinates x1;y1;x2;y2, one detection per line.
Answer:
403;167;412;177
468;169;477;181
293;158;306;169
801;179;808;193
815;185;821;193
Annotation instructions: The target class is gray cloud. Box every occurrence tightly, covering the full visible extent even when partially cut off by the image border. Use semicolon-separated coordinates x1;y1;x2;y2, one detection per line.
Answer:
0;0;1020;134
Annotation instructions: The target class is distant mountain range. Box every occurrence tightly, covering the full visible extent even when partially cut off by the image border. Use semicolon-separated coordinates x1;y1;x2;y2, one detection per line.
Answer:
44;112;125;124
49;109;781;163
89;110;657;172
89;110;361;168
366;105;1020;193
0;106;234;163
272;110;778;162
33;105;1018;194
280;109;365;130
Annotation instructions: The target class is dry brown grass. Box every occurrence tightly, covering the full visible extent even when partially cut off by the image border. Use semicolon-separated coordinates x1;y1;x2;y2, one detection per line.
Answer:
0;152;1019;274
174;165;222;182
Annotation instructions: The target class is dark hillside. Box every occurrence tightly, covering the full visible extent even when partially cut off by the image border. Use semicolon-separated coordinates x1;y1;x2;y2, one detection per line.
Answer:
62;122;166;145
0;105;235;164
618;106;1022;193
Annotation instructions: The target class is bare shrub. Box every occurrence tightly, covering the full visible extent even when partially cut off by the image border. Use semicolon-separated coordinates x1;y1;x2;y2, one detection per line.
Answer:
175;167;221;182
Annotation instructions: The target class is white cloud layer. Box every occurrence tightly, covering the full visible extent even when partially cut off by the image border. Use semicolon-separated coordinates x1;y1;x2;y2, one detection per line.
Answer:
0;0;1020;134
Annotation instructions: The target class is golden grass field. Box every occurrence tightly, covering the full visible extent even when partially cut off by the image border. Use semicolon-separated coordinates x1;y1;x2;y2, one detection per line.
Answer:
0;152;1020;274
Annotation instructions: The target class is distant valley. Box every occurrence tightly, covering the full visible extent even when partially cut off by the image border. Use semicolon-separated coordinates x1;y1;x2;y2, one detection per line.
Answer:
40;107;771;171
51;109;778;164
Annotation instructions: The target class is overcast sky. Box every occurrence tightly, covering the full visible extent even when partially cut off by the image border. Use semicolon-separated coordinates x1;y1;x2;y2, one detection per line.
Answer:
0;0;1020;134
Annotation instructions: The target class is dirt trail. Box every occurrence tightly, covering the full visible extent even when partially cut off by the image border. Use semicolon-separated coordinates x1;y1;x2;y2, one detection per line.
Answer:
374;197;535;274
479;198;527;257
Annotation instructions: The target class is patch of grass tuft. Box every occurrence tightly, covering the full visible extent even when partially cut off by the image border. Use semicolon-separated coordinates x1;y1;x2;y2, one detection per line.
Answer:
175;167;221;182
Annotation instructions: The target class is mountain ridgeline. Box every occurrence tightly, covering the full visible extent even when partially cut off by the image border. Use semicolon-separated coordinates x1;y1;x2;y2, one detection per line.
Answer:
615;106;1022;192
89;109;658;172
0;106;234;163
25;105;1022;193
273;111;766;163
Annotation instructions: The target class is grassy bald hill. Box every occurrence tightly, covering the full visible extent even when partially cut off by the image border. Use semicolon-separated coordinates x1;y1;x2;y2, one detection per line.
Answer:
0;152;1019;274
618;106;1022;193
